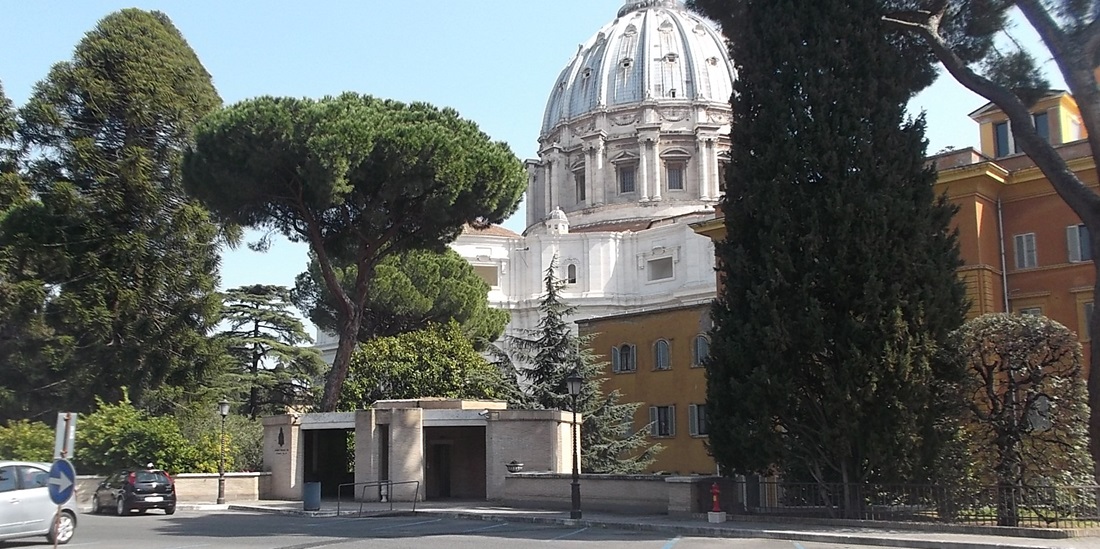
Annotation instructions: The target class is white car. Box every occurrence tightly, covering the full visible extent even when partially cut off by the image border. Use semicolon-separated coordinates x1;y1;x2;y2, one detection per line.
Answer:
0;460;77;545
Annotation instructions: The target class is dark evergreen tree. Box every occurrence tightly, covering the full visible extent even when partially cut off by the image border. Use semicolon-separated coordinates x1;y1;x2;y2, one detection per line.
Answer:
500;260;661;473
218;285;326;418
693;0;968;499
0;9;226;418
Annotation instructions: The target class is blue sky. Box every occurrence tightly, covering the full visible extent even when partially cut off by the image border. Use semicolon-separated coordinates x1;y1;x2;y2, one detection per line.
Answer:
1;0;990;310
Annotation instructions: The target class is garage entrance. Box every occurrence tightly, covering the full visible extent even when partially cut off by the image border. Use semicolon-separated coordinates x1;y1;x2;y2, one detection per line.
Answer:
424;426;485;499
303;428;353;497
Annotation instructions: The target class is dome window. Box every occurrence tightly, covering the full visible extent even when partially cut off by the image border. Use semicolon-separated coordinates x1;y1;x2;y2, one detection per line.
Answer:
706;56;719;66
665;52;679;63
620;57;633;69
624;24;638;37
582;68;593;79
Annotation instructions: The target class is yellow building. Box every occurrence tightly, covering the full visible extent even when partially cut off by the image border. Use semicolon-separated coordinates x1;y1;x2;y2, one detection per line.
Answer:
582;92;1096;475
577;305;715;475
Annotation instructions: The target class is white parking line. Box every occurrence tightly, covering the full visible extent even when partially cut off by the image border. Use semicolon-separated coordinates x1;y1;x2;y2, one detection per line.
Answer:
662;536;682;549
461;522;509;533
371;518;443;531
793;543;806;549
546;527;587;541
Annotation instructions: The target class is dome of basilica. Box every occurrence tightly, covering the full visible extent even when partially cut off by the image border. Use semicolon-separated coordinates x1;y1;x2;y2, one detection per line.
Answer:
541;0;734;136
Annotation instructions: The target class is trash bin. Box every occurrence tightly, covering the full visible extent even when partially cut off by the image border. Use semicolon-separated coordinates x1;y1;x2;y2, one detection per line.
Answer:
303;482;321;511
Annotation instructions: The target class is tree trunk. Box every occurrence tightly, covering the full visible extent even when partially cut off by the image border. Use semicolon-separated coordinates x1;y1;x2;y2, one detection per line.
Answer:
1090;263;1100;483
318;311;361;412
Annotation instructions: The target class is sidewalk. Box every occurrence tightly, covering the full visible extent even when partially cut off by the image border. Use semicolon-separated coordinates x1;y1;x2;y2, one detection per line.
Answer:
187;499;1100;549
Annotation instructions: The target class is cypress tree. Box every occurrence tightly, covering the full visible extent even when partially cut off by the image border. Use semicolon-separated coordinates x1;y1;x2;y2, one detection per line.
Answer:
693;0;968;496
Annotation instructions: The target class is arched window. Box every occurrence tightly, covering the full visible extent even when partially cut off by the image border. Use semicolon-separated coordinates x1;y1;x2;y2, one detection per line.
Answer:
612;344;636;372
566;263;578;284
692;335;710;367
654;339;670;370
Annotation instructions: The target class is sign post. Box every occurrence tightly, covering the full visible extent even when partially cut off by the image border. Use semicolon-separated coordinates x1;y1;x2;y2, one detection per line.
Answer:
47;459;75;549
53;413;76;460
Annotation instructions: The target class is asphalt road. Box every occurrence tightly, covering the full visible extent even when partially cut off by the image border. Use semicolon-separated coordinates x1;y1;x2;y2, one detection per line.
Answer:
0;509;918;549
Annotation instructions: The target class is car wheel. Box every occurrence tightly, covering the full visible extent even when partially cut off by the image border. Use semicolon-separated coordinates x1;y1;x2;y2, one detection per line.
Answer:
46;510;76;545
90;495;101;514
165;505;176;515
116;497;129;516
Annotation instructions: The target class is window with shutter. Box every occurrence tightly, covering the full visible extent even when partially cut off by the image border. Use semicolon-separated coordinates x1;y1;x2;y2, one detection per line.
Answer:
1014;233;1037;269
1068;224;1092;262
611;346;621;373
618;344;636;372
692;335;709;367
654;339;670;370
651;405;675;437
689;404;698;436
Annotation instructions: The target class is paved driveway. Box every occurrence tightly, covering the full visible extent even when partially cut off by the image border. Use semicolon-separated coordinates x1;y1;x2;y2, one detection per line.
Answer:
1;510;903;549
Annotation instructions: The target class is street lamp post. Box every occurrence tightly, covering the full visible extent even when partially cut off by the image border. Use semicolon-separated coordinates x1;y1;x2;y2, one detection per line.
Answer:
217;398;229;505
565;371;583;520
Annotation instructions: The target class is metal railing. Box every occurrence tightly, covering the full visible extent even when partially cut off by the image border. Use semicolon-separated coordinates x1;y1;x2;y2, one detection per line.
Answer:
717;480;1100;528
335;480;421;517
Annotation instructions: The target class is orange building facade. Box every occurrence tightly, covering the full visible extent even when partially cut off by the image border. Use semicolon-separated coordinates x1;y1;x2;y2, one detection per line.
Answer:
582;95;1097;475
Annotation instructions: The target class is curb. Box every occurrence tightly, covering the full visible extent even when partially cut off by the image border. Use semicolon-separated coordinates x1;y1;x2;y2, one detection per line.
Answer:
215;505;1075;549
415;510;1064;549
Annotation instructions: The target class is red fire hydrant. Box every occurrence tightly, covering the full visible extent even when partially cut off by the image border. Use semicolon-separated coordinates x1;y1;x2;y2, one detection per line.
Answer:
710;482;721;513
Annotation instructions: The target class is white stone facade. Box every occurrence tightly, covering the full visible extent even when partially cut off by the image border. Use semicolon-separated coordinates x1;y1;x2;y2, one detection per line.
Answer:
315;0;730;355
455;0;730;337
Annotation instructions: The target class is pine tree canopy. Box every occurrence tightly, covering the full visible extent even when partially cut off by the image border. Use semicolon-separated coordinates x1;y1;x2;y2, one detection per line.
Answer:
293;247;509;350
183;93;526;412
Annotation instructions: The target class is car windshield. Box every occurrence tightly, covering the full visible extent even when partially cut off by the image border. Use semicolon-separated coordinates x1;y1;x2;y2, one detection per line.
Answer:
135;471;169;483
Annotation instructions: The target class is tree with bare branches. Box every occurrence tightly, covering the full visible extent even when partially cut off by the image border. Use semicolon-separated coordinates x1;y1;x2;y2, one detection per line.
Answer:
883;0;1100;481
953;313;1093;526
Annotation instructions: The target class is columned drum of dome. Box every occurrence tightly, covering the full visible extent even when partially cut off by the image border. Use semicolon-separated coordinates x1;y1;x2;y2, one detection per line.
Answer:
527;0;735;232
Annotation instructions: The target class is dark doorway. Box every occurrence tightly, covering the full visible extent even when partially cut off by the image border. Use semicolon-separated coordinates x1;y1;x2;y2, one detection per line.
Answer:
429;444;452;498
302;428;354;498
423;426;485;500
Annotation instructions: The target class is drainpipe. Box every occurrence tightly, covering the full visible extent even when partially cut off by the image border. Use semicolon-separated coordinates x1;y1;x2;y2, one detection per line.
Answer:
997;197;1010;312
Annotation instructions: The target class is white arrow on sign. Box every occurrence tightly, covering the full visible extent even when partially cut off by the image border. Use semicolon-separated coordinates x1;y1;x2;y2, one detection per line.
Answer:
48;475;72;493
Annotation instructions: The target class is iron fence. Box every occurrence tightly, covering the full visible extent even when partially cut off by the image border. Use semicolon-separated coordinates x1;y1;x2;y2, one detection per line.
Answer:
720;480;1100;528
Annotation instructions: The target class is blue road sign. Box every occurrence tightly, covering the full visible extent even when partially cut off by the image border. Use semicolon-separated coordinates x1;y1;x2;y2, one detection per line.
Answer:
47;459;75;505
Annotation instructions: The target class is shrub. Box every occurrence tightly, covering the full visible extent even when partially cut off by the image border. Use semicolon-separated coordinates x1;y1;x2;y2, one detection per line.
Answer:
75;393;224;474
0;420;54;461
